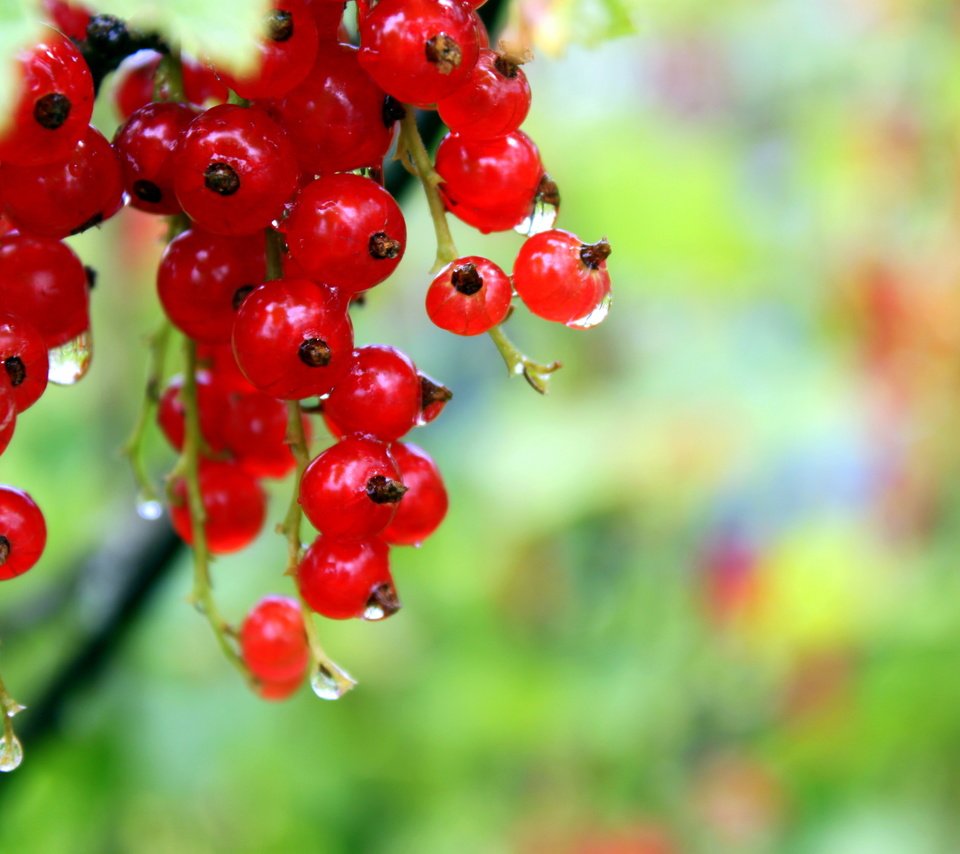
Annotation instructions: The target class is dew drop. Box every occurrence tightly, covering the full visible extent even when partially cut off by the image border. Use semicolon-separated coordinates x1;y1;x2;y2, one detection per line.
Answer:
566;293;612;330
309;660;357;701
514;195;559;237
0;735;23;772
48;330;92;385
136;495;163;521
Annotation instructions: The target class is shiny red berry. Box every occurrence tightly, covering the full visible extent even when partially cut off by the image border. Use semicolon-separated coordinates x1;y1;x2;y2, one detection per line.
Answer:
232;278;354;399
113;50;228;119
297;536;398;620
437;49;530;140
299;435;405;539
257;673;306;701
426;256;512;335
173;104;298;235
156;371;230;453
284;174;406;294
196;342;257;394
223;391;310;479
0;486;46;580
41;0;92;41
513;229;612;325
240;595;310;682
170;461;266;554
0;315;49;413
0;388;16;456
383;442;448;545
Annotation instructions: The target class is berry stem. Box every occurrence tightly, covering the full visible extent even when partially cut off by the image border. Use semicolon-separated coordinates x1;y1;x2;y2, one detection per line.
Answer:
0;659;25;770
300;600;358;699
279;400;309;573
154;47;186;103
265;227;285;281
487;323;562;394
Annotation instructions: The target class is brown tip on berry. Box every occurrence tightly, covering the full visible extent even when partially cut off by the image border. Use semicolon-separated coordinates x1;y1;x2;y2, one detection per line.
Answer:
493;54;521;78
267;9;294;41
34;93;71;130
204;162;240;196
84;266;98;289
70;212;104;235
420;374;453;409
382;95;406;127
369;231;402;260
425;33;462;75
298;337;332;367
133;179;162;204
0;536;8;567
232;285;255;310
365;474;408;504
580;239;611;270
451;263;483;296
365;582;401;619
536;173;561;208
4;357;25;388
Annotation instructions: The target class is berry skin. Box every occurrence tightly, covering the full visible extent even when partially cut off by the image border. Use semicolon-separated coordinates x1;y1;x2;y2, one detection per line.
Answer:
0;315;49;414
296;536;398;620
41;0;93;41
284;174;406;294
383;442;448;545
170;461;267;555
0;389;16;456
241;595;310;683
113;50;228;119
435;130;544;232
223;391;310;479
512;229;612;325
157;372;231;453
157;228;267;344
196;342;257;394
257;673;306;701
358;0;480;106
0;28;94;166
436;49;531;140
0;124;124;238
232;278;354;400
426;256;512;335
114;102;200;215
323;345;421;441
0;486;46;580
0;235;89;348
260;43;394;176
299;435;405;540
173;105;299;236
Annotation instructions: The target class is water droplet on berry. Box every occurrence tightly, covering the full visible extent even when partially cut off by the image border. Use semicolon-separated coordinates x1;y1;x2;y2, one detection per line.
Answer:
309;660;357;701
136;495;164;521
566;293;612;330
48;330;92;385
0;735;23;772
514;195;559;237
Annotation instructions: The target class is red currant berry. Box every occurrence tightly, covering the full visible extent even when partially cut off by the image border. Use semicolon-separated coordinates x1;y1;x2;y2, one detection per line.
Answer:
260;43;394;176
0;235;89;348
299;435;405;539
170;461;266;554
284;174;406;294
383;442;448;545
297;536;398;620
358;0;480;106
0;388;16;456
323;345;421;441
512;229;612;325
0;486;46;580
173;105;298;236
196;342;257;394
257;673;306;700
0;28;94;166
436;49;530;140
417;371;453;424
435;130;544;232
0;125;124;238
232;278;354;399
157;228;267;343
157;371;231;453
41;0;92;41
0;315;49;413
114;102;200;215
113;50;228;120
306;0;348;40
426;256;512;335
223;391;310;479
240;595;310;682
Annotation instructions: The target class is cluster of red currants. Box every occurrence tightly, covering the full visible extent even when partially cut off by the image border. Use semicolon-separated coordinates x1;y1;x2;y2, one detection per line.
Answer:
0;0;612;702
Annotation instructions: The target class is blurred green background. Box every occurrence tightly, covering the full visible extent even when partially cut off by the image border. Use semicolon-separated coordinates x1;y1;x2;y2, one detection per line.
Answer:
6;0;960;850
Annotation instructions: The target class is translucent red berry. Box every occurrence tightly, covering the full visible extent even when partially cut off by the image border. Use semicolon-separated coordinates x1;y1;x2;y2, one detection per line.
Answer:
383;442;448;545
0;384;16;456
0;315;49;414
223;391;310;479
41;0;93;41
240;595;310;682
156;371;230;453
426;256;512;335
0;486;46;580
297;536;398;620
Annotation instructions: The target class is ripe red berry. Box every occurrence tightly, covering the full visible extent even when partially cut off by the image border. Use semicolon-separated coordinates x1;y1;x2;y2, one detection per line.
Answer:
0;389;16;456
157;228;267;344
41;0;92;41
240;595;310;682
173;105;298;235
299;435;405;539
383;442;448;545
0;235;89;348
156;371;230;453
232;278;354;399
170;461;266;554
0;124;124;238
425;256;512;335
284;174;406;294
297;536;398;620
196;342;257;394
113;50;228;119
0;315;49;414
0;486;46;580
222;391;310;479
436;49;531;140
323;345;421;441
0;28;94;166
260;43;394;176
512;229;612;326
358;0;480;106
115;102;200;215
